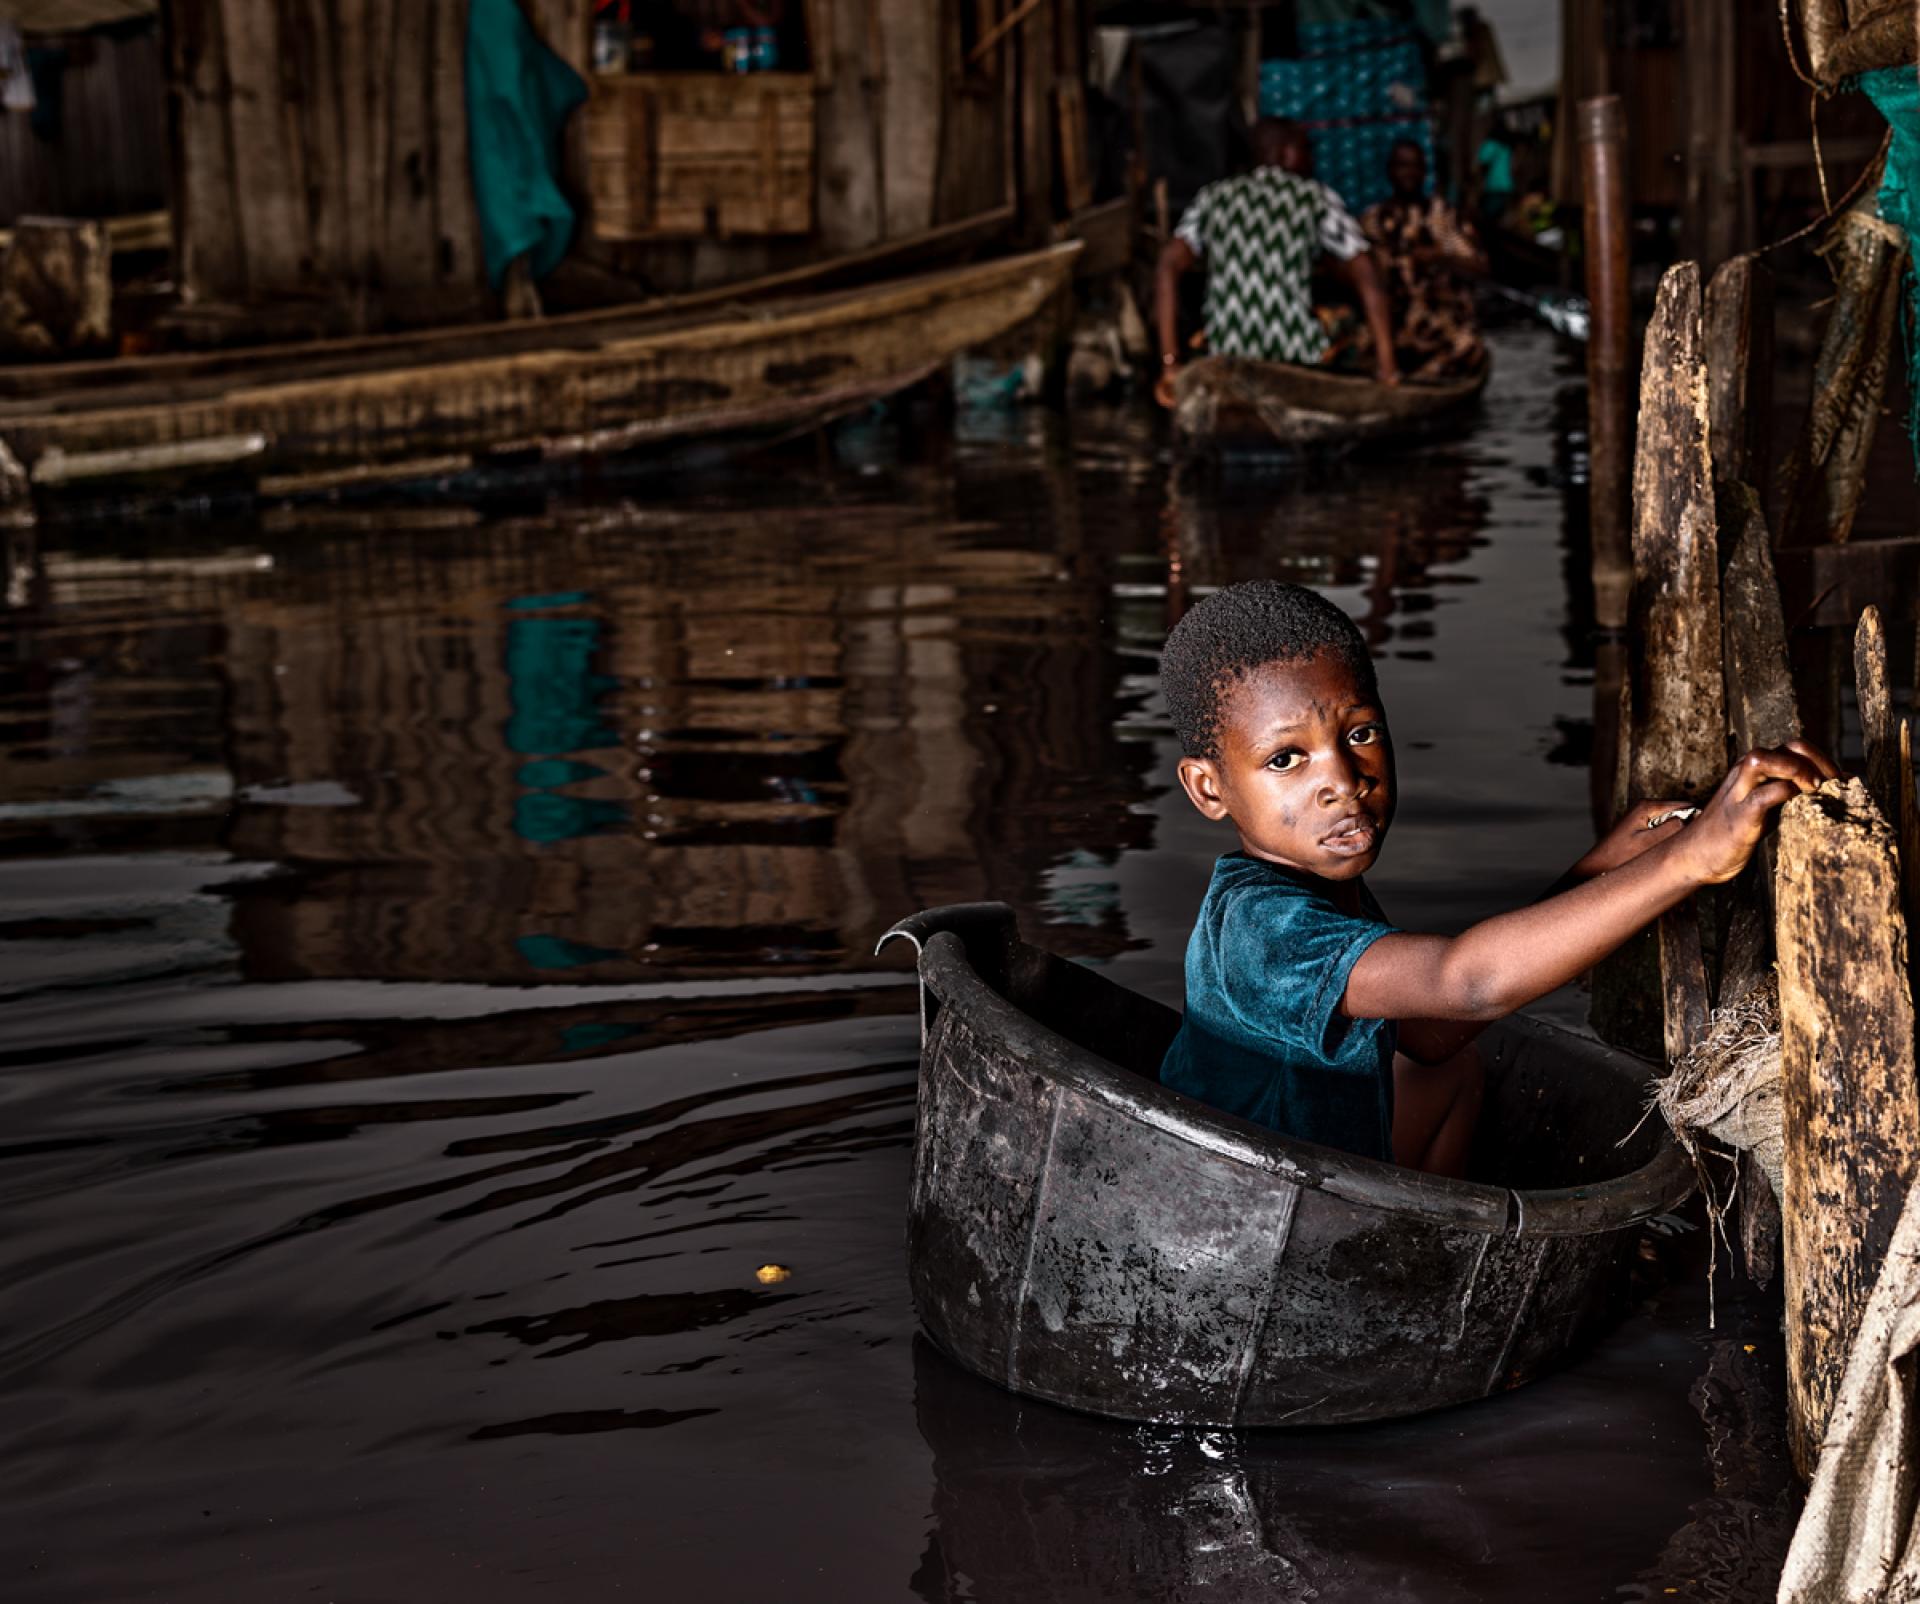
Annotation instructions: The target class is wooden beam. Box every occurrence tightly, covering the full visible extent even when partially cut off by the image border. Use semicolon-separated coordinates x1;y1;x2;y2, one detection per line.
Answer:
969;0;1044;67
1776;777;1920;1478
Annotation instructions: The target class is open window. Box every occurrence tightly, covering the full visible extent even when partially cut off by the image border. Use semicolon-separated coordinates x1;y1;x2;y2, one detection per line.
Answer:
584;0;826;240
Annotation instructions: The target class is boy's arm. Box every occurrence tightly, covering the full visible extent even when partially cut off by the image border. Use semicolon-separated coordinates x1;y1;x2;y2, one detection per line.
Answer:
1397;802;1695;1062
1345;744;1835;1025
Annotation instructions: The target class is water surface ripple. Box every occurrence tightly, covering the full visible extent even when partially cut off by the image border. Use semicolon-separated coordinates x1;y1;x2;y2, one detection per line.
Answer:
0;328;1780;1601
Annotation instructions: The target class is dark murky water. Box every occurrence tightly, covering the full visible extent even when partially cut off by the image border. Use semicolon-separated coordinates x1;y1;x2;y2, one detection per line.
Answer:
1;326;1786;1601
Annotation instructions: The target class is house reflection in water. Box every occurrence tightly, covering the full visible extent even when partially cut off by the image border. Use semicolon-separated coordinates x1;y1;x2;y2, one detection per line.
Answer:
185;477;1159;989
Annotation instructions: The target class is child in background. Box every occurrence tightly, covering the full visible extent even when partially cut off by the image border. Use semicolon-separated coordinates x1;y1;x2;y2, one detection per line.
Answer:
1157;581;1836;1176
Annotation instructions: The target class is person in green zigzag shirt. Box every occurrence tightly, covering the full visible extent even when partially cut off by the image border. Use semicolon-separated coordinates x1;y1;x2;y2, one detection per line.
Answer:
1154;118;1399;408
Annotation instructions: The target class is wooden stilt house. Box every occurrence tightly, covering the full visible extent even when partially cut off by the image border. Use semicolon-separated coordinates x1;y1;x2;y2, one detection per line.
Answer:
163;0;1103;332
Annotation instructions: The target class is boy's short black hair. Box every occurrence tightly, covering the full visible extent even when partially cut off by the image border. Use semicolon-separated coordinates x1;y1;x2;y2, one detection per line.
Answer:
1161;581;1376;760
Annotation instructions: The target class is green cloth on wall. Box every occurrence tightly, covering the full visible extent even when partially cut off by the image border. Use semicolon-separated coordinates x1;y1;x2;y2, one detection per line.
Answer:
466;0;587;289
1858;65;1920;469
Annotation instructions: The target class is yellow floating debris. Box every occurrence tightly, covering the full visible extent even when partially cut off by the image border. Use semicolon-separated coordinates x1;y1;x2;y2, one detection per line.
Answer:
755;1263;791;1284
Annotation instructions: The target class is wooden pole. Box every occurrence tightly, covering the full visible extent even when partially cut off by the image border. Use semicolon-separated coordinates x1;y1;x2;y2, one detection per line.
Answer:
1776;778;1920;1478
1580;96;1633;635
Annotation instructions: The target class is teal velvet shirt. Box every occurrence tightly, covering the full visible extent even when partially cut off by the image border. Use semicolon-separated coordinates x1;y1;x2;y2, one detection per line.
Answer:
1160;853;1399;1161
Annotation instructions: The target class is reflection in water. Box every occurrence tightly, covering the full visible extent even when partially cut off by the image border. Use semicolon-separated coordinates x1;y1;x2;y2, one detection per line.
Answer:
0;327;1766;1602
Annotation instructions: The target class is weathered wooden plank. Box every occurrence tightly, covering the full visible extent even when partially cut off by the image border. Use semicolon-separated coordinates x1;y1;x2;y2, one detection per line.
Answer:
1054;81;1092;215
1703;254;1773;498
1718;481;1801;1005
1629;261;1727;799
430;0;483;296
1856;606;1895;820
1658;896;1710;1064
1720;483;1802;756
816;0;883;251
1016;0;1055;242
1776;777;1920;1477
1599;262;1722;1062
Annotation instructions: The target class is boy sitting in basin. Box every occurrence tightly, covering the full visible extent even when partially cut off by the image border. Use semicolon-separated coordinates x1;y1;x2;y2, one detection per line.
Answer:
1158;581;1835;1178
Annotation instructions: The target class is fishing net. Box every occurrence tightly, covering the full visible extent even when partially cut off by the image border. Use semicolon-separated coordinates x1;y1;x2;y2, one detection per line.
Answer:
1858;66;1920;471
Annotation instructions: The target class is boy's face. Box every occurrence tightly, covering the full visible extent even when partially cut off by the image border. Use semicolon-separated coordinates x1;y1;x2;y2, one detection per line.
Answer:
1175;650;1393;881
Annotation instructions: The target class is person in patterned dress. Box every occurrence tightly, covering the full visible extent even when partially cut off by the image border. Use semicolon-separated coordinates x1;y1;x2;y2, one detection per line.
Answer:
1154;118;1398;407
1359;140;1489;382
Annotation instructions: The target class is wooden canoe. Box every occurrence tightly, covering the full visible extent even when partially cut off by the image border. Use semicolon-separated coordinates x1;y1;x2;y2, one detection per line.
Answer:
1172;352;1490;454
880;902;1692;1428
0;241;1077;506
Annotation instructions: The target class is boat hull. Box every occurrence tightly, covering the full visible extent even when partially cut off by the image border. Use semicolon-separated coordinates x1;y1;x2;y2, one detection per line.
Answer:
883;903;1692;1427
0;244;1078;505
1173;353;1489;455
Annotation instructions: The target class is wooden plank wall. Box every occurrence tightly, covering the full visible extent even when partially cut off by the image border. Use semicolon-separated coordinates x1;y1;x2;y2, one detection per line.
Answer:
0;23;167;226
166;0;486;330
166;0;1061;316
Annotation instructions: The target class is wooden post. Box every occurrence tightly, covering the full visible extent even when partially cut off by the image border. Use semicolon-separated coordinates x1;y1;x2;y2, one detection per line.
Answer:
1718;482;1799;1281
1719;482;1801;1003
1855;606;1894;821
1720;484;1801;757
1631;263;1724;1058
1628;264;1727;803
1703;256;1774;503
1580;96;1633;635
1776;777;1920;1477
1593;262;1724;1059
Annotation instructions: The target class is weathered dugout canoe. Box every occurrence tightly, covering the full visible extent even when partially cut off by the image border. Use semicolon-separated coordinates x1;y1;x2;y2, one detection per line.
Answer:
1172;352;1489;454
880;902;1693;1428
0;242;1077;504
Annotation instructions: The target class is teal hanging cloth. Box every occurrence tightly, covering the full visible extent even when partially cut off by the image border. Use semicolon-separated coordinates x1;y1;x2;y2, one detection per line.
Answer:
1857;66;1920;469
466;0;588;290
